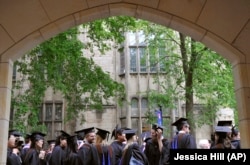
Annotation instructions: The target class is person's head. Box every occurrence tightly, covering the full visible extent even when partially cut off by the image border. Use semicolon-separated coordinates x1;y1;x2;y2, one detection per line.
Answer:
30;131;46;150
8;130;22;148
111;127;126;143
151;124;164;141
47;139;56;151
198;139;210;149
231;126;240;140
75;127;96;144
95;128;110;144
24;133;32;144
66;135;78;153
56;130;70;148
214;126;231;144
123;129;137;143
172;118;190;133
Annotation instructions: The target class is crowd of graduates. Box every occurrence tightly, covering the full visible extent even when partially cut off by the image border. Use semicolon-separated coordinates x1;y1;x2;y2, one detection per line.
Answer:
7;117;241;165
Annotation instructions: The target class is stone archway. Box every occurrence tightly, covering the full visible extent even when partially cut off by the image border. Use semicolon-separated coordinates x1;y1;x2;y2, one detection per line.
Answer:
1;1;249;163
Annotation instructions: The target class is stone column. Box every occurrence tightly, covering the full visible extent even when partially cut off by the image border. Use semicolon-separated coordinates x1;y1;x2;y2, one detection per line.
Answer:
0;60;13;164
233;63;250;148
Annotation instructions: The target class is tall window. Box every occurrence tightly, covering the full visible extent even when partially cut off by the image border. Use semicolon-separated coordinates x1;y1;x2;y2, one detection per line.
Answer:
127;31;167;74
40;101;63;139
130;48;137;72
131;98;138;116
141;98;148;116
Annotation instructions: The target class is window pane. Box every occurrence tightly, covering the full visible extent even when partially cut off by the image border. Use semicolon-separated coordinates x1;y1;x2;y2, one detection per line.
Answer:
149;48;157;72
130;48;137;72
159;47;166;72
45;103;53;121
128;32;136;45
141;98;148;116
131;98;138;116
140;47;147;72
55;103;62;120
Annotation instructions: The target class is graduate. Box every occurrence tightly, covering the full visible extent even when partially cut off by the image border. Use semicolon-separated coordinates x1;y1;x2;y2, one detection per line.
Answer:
76;127;100;165
211;126;235;149
110;126;126;165
144;124;170;165
49;130;70;165
7;130;23;165
45;139;56;165
63;135;79;165
94;128;114;165
23;131;46;165
170;118;197;149
120;129;148;165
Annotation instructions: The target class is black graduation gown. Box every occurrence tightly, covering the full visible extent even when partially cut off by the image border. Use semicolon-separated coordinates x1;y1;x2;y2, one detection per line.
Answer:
77;143;100;165
120;143;148;165
49;145;66;165
110;141;125;165
63;152;79;165
23;148;46;165
144;139;170;165
95;144;115;165
20;146;30;163
171;133;197;149
7;148;22;165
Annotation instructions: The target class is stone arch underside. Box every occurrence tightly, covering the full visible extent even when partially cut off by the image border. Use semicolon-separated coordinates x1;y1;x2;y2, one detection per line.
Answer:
1;1;250;163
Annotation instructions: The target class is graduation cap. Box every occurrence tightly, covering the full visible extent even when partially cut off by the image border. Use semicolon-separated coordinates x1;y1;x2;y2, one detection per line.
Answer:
31;131;46;141
123;129;137;140
96;128;110;140
217;120;232;126
111;125;124;139
59;130;71;139
47;139;56;145
75;127;95;137
152;124;165;131
9;130;22;137
171;118;189;131
214;126;232;133
25;133;32;139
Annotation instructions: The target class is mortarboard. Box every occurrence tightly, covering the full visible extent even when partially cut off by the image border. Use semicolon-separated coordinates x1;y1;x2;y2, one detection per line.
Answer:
171;118;188;127
123;129;137;140
215;126;232;133
9;130;22;137
152;124;165;131
111;125;124;139
171;118;189;131
75;127;95;136
96;128;110;140
217;120;232;126
25;133;32;139
31;131;46;141
47;139;56;145
60;130;71;139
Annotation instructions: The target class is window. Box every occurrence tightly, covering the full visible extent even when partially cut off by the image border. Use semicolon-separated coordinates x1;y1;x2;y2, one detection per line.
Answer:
131;98;138;116
40;101;63;140
141;98;148;116
130;48;137;72
140;47;147;72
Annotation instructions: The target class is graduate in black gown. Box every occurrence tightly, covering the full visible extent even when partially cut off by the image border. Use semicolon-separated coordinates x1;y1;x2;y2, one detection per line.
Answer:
94;128;114;165
63;135;79;165
120;129;148;165
23;131;46;165
109;126;126;165
20;133;32;163
170;118;197;149
76;127;100;165
7;130;22;165
144;124;170;165
49;130;70;165
231;126;241;149
45;139;55;165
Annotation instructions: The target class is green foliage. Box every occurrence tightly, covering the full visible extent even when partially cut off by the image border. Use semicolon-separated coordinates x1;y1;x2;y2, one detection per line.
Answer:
11;27;125;133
